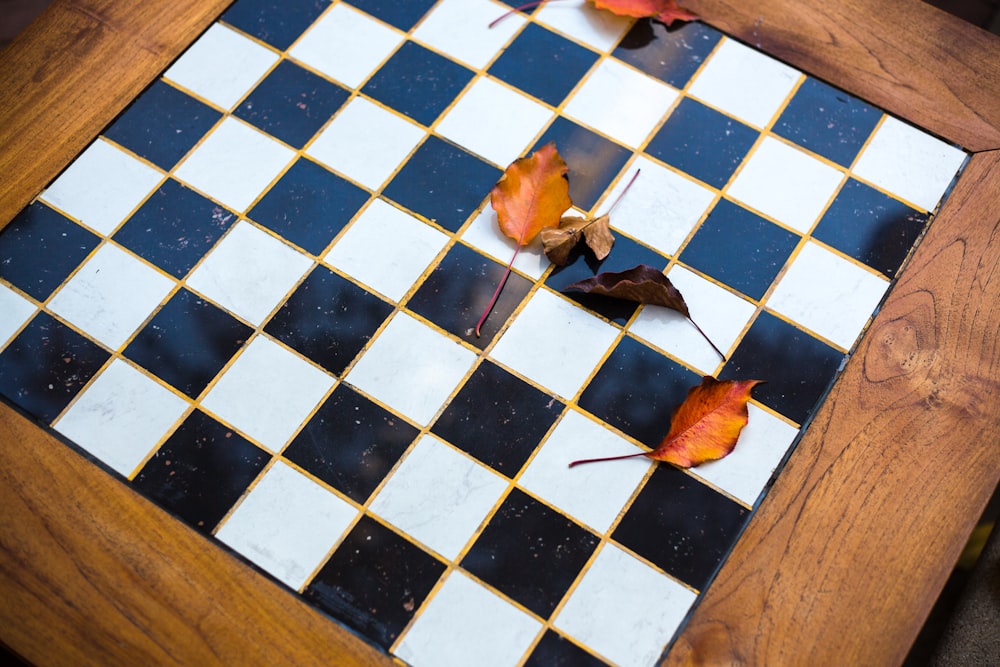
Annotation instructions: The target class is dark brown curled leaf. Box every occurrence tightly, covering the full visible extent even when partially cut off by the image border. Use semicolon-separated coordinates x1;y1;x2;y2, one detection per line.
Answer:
564;264;690;317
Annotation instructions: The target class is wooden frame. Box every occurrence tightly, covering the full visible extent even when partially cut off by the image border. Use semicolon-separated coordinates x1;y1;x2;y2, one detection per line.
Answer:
1;0;997;664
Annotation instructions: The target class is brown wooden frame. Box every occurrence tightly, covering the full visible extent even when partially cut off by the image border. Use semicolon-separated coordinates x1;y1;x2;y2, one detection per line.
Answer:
1;1;998;664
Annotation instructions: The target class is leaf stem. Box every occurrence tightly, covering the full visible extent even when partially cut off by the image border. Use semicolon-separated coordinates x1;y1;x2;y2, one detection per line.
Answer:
687;316;727;361
489;0;559;28
604;168;641;216
475;243;522;337
569;451;649;468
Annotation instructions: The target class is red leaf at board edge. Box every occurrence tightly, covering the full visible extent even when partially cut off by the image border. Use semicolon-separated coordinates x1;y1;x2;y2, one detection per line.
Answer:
591;0;699;26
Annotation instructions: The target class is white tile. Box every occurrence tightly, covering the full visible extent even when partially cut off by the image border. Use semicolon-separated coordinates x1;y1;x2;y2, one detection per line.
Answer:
174;117;296;213
396;570;542;667
0;284;37;349
436;76;554;167
48;244;175;349
535;0;632;52
727;136;844;233
564;58;679;148
216;460;357;590
852;116;966;211
554;544;697;667
201;335;334;451
323;198;449;302
599;156;715;255
54;359;189;476
630;265;756;374
412;0;526;69
687;38;799;127
460;202;550;281
766;241;889;349
490;289;619;400
345;312;477;425
290;3;403;89
690;404;799;505
307;97;426;190
164;23;279;109
40;139;162;236
369;434;507;559
518;408;651;533
187;220;313;325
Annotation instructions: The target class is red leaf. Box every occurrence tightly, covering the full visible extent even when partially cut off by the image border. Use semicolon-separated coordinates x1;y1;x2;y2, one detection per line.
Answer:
591;0;699;26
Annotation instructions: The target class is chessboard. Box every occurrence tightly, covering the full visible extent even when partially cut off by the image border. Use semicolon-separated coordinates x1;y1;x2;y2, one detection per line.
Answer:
0;0;967;665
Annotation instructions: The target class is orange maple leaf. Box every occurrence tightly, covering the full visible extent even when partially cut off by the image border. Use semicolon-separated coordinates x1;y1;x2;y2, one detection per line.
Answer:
476;142;571;336
592;0;699;26
570;377;762;468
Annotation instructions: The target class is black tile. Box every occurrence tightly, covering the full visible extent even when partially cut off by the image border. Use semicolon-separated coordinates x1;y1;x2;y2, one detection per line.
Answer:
345;0;437;31
432;361;563;476
362;41;474;126
249;158;370;255
0;202;100;301
533;118;632;211
235;60;351;148
773;77;881;167
406;243;532;348
0;312;109;424
104;80;221;170
131;410;270;533
720;310;844;425
613;20;722;89
612;465;749;590
645;97;758;188
813;178;930;278
546;234;669;325
124;288;252;398
524;630;609;667
265;265;393;376
578;336;701;447
679;199;800;301
284;384;418;503
222;0;330;50
383;135;501;232
489;23;598;107
113;179;236;279
304;515;445;648
462;488;599;618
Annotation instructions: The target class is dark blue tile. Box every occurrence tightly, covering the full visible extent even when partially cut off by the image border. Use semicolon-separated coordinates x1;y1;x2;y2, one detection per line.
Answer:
124;289;252;398
264;264;393;375
524;631;609;667
283;384;419;503
774;78;881;167
104;80;221;170
383;135;501;232
236;60;351;148
679;199;799;301
304;515;445;648
533;117;631;210
345;0;437;31
249;158;370;254
0;312;110;424
113;179;236;279
362;41;474;126
406;242;532;348
546;234;669;325
489;23;598;107
720;310;844;424
814;178;930;277
613;465;749;590
0;202;99;301
578;335;700;447
613;19;722;88
462;488;599;617
432;360;563;476
222;0;330;50
132;410;270;533
646;97;758;188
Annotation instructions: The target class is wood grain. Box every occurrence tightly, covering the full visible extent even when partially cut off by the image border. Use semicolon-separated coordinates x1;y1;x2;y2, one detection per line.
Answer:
664;150;1000;666
686;0;1000;151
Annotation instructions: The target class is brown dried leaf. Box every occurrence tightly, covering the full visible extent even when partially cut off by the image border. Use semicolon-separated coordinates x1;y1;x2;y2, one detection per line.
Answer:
540;214;615;266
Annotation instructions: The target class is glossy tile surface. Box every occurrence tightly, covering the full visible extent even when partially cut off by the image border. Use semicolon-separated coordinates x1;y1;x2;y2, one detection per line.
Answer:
0;1;967;665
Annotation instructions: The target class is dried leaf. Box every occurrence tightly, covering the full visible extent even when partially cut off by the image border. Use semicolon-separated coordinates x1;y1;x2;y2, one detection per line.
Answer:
564;264;726;360
540;214;614;266
570;377;762;468
591;0;699;26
